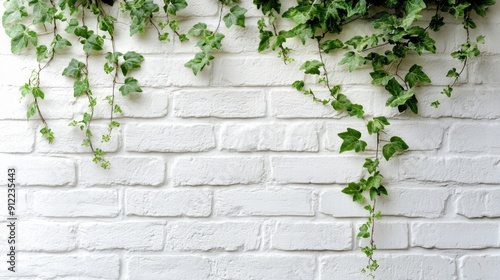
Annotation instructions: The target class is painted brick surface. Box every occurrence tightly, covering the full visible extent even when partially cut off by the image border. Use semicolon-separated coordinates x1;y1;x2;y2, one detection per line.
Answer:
0;2;499;279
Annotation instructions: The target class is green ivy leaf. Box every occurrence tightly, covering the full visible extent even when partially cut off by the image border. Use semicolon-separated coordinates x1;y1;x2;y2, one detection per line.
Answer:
119;77;142;96
442;85;453;97
331;93;364;118
32;87;45;99
99;15;116;36
370;70;392;86
223;5;247;28
40;126;54;143
62;59;85;79
339;51;366;72
188;23;208;37
320;39;344;54
185;52;213;75
367;117;390;135
73;78;89;97
338;128;367;153
164;0;188;16
82;34;104;53
363;158;379;174
7;24;37;53
120;51;144;76
36;45;48;62
19;83;31;97
382;136;409;160
253;0;281;14
27;102;37;119
292;80;305;91
404;64;431;88
300;60;323;75
52;34;72;51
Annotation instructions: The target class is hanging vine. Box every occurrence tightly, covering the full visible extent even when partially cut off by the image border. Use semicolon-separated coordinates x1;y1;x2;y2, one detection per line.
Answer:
2;0;495;277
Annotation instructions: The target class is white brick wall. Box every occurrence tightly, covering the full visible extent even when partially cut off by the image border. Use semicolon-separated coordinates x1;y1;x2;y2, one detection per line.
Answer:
0;2;499;279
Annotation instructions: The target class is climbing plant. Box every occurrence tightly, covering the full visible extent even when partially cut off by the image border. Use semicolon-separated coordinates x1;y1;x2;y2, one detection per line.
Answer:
2;0;495;277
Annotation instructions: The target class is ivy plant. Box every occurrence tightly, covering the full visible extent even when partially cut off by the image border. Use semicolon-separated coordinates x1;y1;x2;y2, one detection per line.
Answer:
2;0;495;277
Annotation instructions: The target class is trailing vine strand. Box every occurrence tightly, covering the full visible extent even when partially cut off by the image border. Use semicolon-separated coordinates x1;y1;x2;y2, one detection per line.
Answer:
2;0;495;277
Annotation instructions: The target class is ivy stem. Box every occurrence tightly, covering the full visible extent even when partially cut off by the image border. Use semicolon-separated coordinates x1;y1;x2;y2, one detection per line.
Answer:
316;37;332;93
214;3;224;34
97;1;118;138
31;0;59;133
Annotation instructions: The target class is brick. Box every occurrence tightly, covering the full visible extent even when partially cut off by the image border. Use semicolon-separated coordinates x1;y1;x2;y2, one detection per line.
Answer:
271;156;364;184
79;157;165;186
470;54;500;85
384;121;445;151
126;124;215;152
449;123;500;152
0;254;119;279
32;190;119;217
88;56;210;87
15;222;77;252
411;222;499;249
457;189;500;218
270;89;341;119
85;87;169;119
166;222;260;251
37;122;120;153
271;87;376;119
320;187;449;218
214;255;315;280
216;188;314;216
358;222;408;249
127;256;212;280
320;254;456;280
417;87;500;119
269;222;352;251
0;121;35;153
0;86;76;120
212;56;304;86
174;89;266;118
221;123;319;152
125;189;212;217
400;156;500;183
79;222;164;251
0;157;75;186
172;156;264;186
460;255;500;280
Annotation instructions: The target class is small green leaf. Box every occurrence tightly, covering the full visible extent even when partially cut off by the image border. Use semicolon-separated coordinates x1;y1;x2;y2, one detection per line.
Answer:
338;128;367;153
27;102;37;119
52;34;72;51
320;39;344;54
120;51;144;76
164;0;188;16
188;23;208;37
119;77;142;96
223;5;247;28
32;87;45;99
62;59;85;79
339;51;366;72
292;80;305;91
300;60;323;75
367;117;390;135
36;45;48;62
442;85;453;97
363;158;379;174
405;64;431;88
382;136;409;160
40;126;54;143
